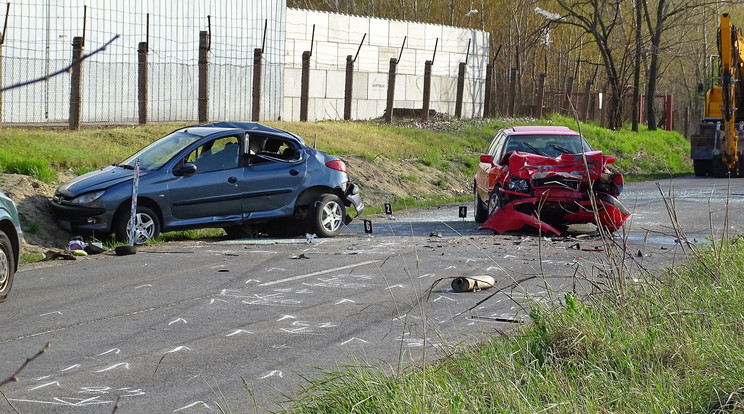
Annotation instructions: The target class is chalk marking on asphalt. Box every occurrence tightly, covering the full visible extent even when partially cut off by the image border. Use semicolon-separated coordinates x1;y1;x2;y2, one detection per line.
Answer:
226;329;252;336
174;401;210;412
168;318;187;326
167;346;191;353
260;370;283;379
96;362;130;372
335;298;355;305
28;381;60;391
277;314;296;321
341;337;369;345
61;364;80;372
97;348;120;356
40;311;62;317
134;284;152;289
258;260;379;287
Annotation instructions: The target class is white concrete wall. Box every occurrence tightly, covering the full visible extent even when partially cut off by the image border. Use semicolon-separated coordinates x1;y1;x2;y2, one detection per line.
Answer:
285;9;489;121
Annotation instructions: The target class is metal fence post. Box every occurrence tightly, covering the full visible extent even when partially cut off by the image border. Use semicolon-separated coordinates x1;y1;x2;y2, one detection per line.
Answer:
137;41;148;125
455;61;465;119
198;30;209;123
384;58;397;124
300;50;310;122
344;55;353;121
252;48;262;121
69;36;83;130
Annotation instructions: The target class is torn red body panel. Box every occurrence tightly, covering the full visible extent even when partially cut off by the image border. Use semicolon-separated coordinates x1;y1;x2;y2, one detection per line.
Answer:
479;151;630;235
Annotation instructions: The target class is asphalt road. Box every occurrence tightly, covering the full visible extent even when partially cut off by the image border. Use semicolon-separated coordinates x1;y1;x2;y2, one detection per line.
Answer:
1;175;742;413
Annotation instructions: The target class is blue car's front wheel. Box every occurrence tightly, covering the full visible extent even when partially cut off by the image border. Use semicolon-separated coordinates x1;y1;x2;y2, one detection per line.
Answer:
115;206;161;244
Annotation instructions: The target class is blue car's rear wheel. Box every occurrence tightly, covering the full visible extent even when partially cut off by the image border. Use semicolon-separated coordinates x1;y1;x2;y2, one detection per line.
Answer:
311;194;345;237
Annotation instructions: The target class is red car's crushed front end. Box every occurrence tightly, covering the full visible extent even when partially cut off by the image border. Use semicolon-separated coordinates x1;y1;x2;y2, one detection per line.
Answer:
480;151;630;235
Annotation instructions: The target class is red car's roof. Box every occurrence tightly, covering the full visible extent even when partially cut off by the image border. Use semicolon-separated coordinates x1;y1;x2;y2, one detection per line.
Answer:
507;126;579;135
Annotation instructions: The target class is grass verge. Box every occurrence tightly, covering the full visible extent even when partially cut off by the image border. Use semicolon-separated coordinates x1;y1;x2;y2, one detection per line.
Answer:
286;238;744;412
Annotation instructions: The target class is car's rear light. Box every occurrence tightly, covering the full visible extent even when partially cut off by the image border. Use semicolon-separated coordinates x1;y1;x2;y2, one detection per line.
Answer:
325;160;347;173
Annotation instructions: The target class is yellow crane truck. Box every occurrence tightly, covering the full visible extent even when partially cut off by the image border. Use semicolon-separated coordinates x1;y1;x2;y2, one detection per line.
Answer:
692;13;744;177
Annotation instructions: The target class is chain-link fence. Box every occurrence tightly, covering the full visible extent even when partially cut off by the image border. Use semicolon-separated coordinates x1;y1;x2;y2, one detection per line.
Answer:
1;0;285;124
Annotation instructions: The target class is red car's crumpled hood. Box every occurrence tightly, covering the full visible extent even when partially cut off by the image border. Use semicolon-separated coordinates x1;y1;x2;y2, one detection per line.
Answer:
508;150;610;181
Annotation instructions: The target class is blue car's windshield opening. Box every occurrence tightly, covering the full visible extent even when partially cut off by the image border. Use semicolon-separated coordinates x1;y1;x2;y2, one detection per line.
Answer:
120;131;202;171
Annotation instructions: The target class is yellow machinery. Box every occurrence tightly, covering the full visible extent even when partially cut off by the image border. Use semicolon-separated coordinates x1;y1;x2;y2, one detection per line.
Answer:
692;13;744;177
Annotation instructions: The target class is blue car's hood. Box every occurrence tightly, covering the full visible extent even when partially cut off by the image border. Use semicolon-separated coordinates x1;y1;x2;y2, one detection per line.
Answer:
56;165;145;196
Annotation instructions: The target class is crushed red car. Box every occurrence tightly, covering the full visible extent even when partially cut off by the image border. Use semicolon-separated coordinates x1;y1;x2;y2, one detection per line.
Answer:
473;126;630;235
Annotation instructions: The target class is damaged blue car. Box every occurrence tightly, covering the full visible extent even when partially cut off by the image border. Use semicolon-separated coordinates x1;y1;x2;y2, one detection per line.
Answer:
50;122;364;243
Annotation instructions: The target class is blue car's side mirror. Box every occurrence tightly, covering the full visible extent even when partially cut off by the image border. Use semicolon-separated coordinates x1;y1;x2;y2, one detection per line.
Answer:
178;162;197;177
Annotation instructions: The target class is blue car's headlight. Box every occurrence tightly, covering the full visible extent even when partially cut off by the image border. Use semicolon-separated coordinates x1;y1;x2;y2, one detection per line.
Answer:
506;177;530;193
70;190;105;205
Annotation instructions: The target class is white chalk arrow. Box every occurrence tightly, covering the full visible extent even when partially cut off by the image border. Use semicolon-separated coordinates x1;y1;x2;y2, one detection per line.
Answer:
226;329;252;337
335;298;356;305
167;346;191;353
341;337;369;345
168;318;187;326
260;370;283;379
386;284;405;290
97;348;120;356
433;296;456;303
277;314;296;321
418;273;435;278
40;311;62;317
134;284;152;289
245;279;261;283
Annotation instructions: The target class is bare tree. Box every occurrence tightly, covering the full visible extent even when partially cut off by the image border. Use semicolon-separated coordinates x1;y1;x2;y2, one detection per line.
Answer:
553;0;635;129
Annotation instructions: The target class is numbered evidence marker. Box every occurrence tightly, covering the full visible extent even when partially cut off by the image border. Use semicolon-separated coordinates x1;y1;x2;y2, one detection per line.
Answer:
364;219;373;234
384;203;393;215
459;206;467;218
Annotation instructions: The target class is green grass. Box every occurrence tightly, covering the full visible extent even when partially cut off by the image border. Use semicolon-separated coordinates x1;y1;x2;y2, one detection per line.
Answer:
0;116;691;185
287;238;744;413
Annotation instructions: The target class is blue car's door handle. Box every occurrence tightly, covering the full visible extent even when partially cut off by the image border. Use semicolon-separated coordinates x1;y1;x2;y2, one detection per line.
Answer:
227;176;238;184
289;169;300;176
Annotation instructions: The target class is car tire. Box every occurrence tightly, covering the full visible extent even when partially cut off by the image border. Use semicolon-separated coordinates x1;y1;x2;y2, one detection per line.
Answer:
488;187;504;216
310;194;345;237
0;232;16;303
115;206;161;245
114;245;137;256
474;186;488;223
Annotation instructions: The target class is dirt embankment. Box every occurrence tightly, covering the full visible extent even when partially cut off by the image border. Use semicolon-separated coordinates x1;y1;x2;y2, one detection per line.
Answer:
2;155;472;253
